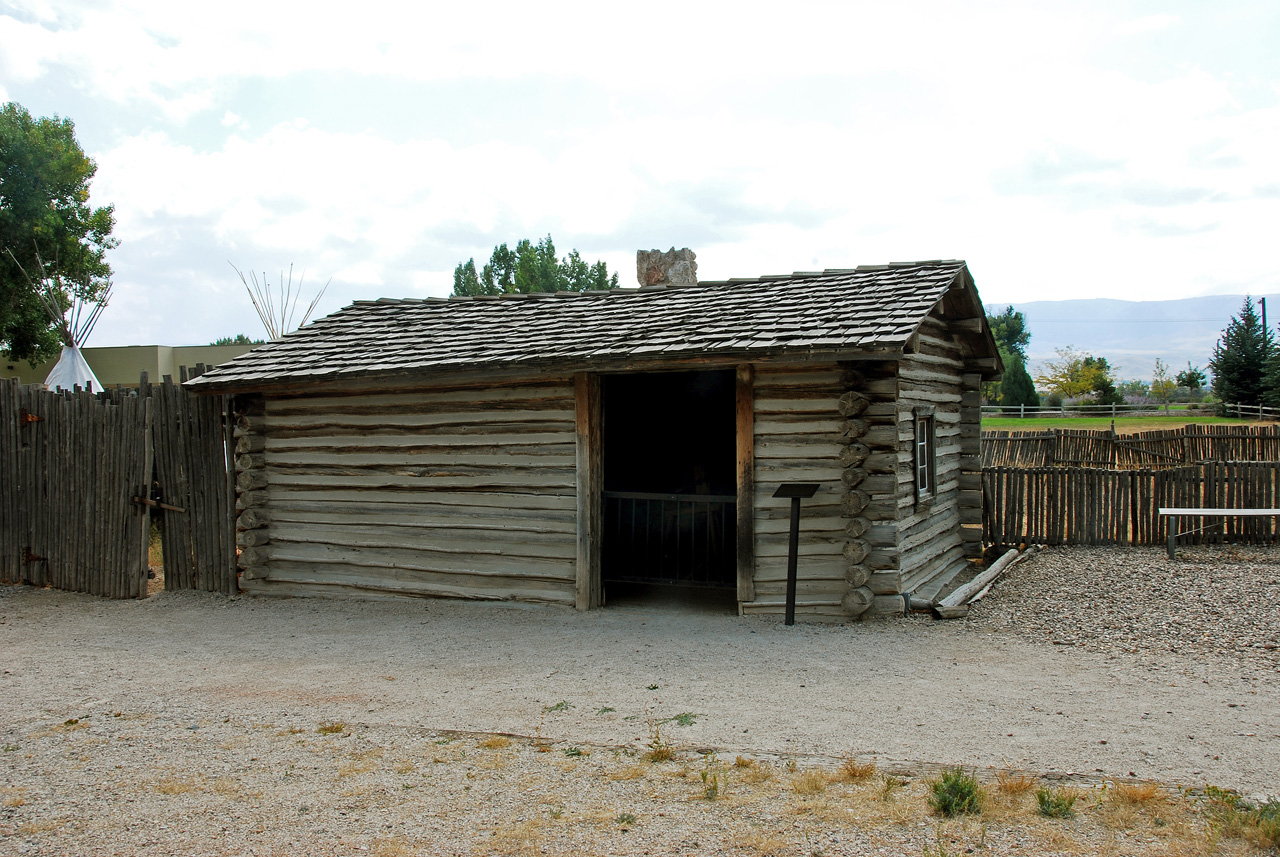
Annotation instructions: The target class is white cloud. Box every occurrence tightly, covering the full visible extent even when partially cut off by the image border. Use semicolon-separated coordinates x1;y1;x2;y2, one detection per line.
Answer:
7;0;1280;347
333;261;382;286
1113;14;1180;36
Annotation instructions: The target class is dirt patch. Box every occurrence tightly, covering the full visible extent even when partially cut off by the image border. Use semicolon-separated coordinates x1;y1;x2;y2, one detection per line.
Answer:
1;549;1278;854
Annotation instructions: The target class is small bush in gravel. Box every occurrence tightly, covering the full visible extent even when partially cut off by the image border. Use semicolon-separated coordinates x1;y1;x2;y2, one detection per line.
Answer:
1036;787;1078;818
316;722;344;735
700;754;726;800
929;768;983;817
1203;786;1280;849
643;722;675;763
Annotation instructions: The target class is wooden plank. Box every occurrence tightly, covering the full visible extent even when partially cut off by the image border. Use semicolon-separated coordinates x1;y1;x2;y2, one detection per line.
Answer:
574;372;602;610
251;563;576;604
138;396;154;597
736;363;756;604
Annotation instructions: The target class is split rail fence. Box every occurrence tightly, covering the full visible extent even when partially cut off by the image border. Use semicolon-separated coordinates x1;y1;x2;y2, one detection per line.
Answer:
982;424;1280;470
0;369;236;598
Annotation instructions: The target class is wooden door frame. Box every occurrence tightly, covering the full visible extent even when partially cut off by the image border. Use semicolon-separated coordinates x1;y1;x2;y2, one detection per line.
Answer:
574;373;603;610
576;366;754;610
735;363;756;605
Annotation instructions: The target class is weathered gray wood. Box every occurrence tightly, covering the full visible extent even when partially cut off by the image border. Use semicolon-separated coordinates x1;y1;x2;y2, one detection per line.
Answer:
938;548;1020;610
574;373;602;610
736;363;756;604
841;585;875;616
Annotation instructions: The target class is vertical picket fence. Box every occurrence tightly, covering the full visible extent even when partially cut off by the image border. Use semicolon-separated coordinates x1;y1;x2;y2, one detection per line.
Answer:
1;373;236;598
983;462;1280;550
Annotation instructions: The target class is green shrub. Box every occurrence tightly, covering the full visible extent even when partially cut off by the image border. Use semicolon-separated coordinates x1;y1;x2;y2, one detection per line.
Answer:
929;767;982;817
1203;787;1280;848
1036;786;1078;818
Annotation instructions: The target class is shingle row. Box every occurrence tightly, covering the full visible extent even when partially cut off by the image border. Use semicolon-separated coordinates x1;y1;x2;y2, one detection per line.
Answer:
188;260;970;391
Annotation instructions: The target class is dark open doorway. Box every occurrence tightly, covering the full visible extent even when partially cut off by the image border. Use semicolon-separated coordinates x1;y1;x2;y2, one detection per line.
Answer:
601;369;737;606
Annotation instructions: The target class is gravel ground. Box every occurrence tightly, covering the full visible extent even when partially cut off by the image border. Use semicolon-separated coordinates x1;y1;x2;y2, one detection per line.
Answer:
968;544;1280;682
1;545;1278;856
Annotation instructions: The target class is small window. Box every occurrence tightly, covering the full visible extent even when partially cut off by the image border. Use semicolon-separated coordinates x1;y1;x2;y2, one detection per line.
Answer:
914;407;936;504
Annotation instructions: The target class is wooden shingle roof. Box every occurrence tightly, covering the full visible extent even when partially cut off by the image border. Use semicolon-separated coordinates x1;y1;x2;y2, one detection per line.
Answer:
188;259;993;393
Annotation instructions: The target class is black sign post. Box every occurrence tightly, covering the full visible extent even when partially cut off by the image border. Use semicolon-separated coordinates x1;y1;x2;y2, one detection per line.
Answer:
773;483;820;626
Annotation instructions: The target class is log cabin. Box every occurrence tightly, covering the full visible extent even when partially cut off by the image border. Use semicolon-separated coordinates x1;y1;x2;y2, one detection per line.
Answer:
187;253;1002;619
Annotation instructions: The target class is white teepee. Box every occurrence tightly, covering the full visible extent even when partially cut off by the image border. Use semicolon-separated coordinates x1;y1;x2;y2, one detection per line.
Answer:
44;344;104;393
4;247;111;392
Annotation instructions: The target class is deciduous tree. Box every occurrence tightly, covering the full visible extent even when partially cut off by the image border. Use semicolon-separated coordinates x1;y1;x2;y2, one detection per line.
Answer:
1036;346;1099;400
453;236;617;296
1151;358;1176;412
1175;363;1206;394
1;102;116;362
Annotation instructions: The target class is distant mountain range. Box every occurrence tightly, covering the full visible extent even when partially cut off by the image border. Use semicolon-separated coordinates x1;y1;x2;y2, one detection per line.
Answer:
988;294;1280;384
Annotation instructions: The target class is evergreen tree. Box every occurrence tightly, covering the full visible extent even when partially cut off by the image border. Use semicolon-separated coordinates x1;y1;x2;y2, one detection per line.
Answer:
1209;297;1271;409
999;353;1040;408
983;306;1033;405
1083;355;1123;406
452;236;618;297
1262;341;1280;408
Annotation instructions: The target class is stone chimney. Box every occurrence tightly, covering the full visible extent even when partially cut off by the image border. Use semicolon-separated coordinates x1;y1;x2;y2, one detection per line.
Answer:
636;248;697;289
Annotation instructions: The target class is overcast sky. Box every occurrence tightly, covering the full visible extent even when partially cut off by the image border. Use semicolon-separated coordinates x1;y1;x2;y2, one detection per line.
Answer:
2;1;1278;348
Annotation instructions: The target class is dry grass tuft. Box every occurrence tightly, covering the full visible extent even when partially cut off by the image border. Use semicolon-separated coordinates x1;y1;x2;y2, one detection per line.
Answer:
1111;781;1165;806
643;742;675;763
838;757;878;782
735;828;790;855
792;769;828;796
485;818;544;856
996;770;1037;796
479;736;512;750
610;764;647;781
734;755;756;769
154;777;198;795
736;762;776;785
338;755;379;778
17;818;65;835
316;721;345;735
212;777;262;801
371;836;414;857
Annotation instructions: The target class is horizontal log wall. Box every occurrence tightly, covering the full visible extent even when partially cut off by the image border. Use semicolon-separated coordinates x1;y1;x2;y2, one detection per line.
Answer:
239;379;579;604
892;317;971;605
743;362;897;620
